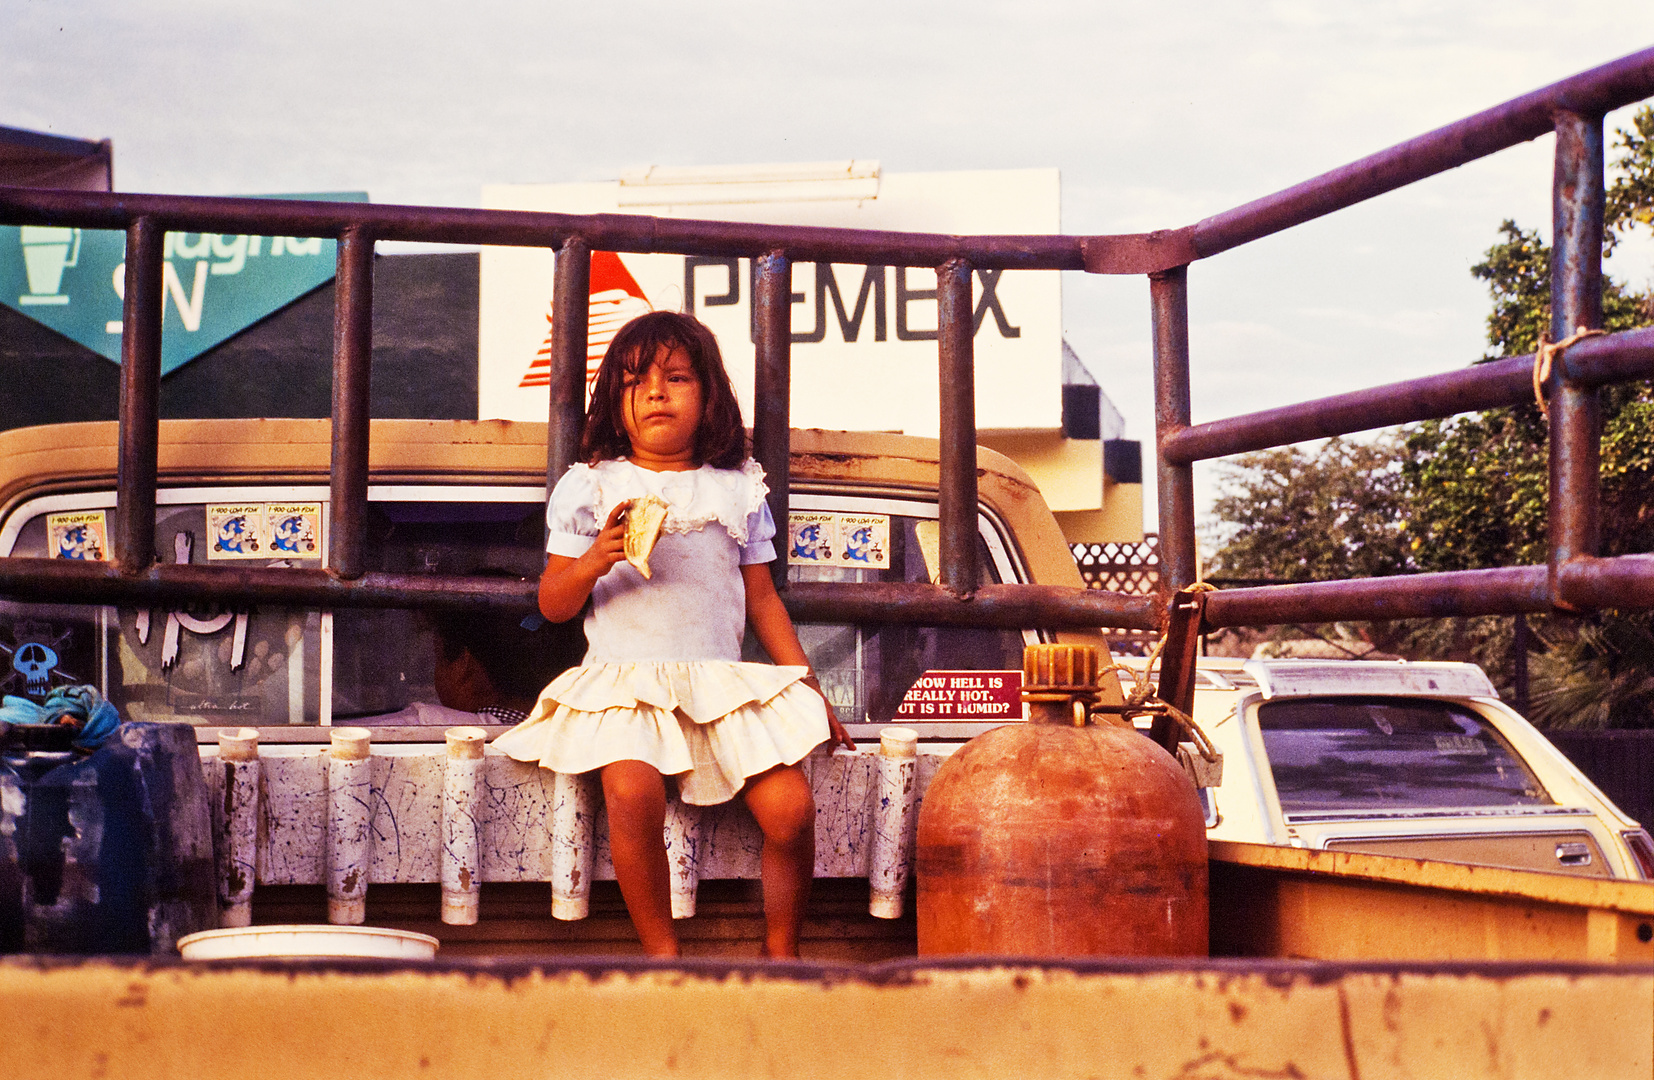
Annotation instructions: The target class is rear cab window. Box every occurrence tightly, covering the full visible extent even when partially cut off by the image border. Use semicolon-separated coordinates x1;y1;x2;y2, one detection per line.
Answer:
0;485;1034;737
1257;695;1553;815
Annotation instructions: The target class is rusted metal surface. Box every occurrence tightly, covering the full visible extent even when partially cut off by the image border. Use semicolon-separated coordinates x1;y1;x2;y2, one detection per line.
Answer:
0;557;544;611
1148;587;1205;751
113;216;162;575
782;581;1160;630
1204;565;1552;627
1080;229;1196;274
1160;327;1654;464
1190;46;1654;259
937;258;978;595
1551;112;1607;344
917;644;1207;957
1210;840;1654;965
1558;554;1654;611
547;236;590;485
1151;267;1196;593
752;251;791;588
0;184;1097;270
5;956;1650;1080
1549;111;1607;597
0;549;1156;627
329;227;374;580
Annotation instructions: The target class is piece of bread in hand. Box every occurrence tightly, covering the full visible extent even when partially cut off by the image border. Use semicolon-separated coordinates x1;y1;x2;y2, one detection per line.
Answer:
622;496;670;579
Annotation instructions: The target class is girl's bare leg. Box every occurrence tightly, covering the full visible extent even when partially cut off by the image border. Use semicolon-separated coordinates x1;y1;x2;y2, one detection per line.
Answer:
600;760;679;957
741;764;816;959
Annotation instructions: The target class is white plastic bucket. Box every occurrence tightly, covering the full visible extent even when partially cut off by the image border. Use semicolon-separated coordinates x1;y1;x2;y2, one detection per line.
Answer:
177;924;439;961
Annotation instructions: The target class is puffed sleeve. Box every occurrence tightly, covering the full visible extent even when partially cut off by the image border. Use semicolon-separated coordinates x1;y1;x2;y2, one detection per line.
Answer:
545;465;600;557
739;499;777;565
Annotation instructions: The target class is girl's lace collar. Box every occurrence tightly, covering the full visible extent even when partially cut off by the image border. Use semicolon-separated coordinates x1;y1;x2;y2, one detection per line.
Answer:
581;459;768;544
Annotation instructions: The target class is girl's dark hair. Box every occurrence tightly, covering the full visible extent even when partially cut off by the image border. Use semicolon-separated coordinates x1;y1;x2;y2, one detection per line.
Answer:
580;310;746;469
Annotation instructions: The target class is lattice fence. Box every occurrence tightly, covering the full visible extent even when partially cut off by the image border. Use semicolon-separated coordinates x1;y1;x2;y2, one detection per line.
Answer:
1071;534;1160;655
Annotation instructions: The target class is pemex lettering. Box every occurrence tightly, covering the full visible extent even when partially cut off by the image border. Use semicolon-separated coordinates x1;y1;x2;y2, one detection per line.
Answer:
683;257;1019;345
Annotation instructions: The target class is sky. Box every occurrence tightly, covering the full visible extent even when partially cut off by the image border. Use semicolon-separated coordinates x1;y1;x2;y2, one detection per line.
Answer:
5;0;1654;535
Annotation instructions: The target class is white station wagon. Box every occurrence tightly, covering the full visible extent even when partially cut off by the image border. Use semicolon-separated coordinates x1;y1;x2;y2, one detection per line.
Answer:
1172;657;1654;881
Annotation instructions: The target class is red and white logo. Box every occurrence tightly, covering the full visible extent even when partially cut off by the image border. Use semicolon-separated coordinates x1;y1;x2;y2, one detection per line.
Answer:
519;251;653;390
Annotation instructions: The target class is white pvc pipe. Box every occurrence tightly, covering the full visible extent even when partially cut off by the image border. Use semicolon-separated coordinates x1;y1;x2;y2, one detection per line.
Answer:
549;771;597;921
216;727;260;928
441;727;487;926
326;727;373;925
869;726;919;919
665;795;702;920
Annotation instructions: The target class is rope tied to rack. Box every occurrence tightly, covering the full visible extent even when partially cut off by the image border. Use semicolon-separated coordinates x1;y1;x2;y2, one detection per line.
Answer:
1104;581;1221;763
1532;326;1607;421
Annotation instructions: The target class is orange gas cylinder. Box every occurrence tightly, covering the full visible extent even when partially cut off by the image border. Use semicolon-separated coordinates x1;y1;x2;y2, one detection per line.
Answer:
915;643;1208;956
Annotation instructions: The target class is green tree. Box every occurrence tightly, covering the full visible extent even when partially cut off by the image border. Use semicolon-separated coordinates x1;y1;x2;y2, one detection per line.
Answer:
1206;437;1412;582
1605;104;1654;255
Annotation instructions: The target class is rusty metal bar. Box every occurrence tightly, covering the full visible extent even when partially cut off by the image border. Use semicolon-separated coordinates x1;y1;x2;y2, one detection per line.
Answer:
1151;267;1196;592
937;259;978;596
1190;47;1654;259
1161;327;1654;464
1203;566;1552;628
752;252;792;590
1150;588;1208;751
0;187;1093;272
0;560;539;611
0;558;1160;629
113;216;163;575
1548;110;1606;594
788;582;1156;630
1557;555;1654;611
548;237;590;485
329;227;374;579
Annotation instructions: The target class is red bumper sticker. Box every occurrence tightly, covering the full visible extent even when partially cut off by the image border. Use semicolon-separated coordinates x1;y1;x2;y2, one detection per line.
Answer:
895;670;1023;720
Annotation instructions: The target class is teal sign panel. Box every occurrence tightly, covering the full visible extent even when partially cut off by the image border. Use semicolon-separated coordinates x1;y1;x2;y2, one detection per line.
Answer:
0;192;368;376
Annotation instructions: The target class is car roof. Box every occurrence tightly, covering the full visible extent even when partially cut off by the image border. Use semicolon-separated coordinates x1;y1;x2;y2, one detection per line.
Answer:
1117;655;1499;699
0;419;1082;591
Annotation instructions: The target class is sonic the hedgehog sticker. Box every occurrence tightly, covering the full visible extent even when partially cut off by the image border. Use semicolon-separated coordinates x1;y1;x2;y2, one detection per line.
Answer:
787;513;836;565
838;514;889;569
786;513;890;569
266;503;321;557
206;504;265;559
48;510;109;560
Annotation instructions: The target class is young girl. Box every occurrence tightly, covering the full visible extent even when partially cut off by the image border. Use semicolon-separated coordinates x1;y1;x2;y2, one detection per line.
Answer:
494;310;854;959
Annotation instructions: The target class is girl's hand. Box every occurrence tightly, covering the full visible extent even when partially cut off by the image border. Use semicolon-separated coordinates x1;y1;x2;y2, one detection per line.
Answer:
539;501;633;622
823;705;856;752
580;499;631;575
801;672;855;752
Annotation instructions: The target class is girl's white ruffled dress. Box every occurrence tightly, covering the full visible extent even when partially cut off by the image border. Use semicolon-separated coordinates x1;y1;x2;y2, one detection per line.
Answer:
493;458;830;805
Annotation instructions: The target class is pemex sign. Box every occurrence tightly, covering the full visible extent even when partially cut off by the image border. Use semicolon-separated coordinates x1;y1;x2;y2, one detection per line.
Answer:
1;192;367;376
479;167;1062;437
